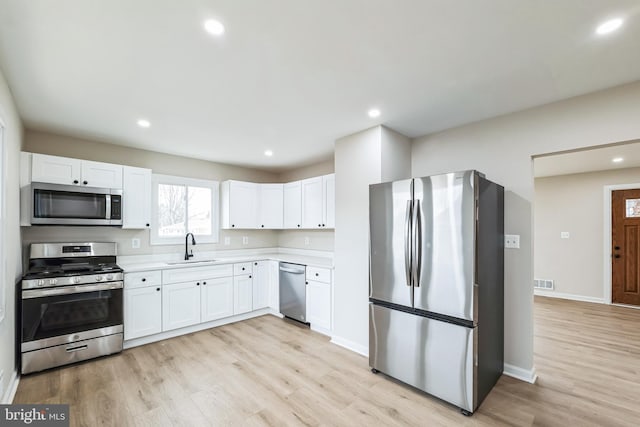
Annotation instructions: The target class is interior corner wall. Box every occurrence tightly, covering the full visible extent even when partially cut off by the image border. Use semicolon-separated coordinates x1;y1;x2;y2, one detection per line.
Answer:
411;80;640;375
333;126;382;354
534;167;640;302
381;126;412;182
0;67;23;402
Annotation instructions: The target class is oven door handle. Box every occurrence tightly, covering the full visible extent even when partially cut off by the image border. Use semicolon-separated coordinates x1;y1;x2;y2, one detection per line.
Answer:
22;281;124;299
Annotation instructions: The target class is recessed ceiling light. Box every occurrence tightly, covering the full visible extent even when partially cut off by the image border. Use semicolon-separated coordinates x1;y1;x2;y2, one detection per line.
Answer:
204;19;225;36
264;150;273;157
596;18;623;35
137;119;150;128
368;108;381;118
612;157;624;163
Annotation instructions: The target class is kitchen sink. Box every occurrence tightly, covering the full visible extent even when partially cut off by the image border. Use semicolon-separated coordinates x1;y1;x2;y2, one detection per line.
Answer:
166;259;217;265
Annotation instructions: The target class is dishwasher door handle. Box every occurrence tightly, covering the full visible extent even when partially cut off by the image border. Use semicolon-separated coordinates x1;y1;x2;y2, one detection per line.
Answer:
279;267;305;274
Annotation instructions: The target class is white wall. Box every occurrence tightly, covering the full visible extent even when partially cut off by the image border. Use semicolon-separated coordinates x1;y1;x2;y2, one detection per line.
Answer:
332;125;411;355
535;167;640;302
0;67;23;402
412;80;640;377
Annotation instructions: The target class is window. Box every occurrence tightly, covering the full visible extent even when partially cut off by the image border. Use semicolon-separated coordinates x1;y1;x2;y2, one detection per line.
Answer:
0;121;5;324
151;174;219;245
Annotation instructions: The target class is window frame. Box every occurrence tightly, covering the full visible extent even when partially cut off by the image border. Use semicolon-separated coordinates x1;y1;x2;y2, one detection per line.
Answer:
150;174;219;245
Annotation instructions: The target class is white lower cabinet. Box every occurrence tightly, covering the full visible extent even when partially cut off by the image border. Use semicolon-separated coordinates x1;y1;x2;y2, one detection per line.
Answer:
124;286;162;340
234;274;253;315
201;277;234;322
306;280;331;331
252;261;270;310
163;281;201;331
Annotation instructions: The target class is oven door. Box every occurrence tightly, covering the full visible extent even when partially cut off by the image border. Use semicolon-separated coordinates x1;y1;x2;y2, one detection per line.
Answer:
21;281;124;350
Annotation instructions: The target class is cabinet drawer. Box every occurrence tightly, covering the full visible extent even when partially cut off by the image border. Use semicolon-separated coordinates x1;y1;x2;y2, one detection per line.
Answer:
233;262;253;276
163;264;233;284
124;270;162;289
306;266;331;284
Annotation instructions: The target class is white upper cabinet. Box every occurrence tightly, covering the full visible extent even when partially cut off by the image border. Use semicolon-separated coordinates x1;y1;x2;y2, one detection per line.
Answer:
257;184;283;229
31;154;81;186
322;174;335;228
221;180;258;229
30;153;123;189
122;166;152;229
301;174;334;229
283;181;302;229
301;176;323;228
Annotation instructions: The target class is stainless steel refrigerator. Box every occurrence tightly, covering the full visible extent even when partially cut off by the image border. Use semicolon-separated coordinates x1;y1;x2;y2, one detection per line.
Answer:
369;170;504;415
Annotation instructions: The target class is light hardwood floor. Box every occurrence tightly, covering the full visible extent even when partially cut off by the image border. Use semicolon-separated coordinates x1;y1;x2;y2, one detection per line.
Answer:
13;296;640;426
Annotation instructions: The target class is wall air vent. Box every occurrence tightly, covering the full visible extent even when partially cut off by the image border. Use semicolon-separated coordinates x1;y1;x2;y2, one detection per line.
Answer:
534;279;554;290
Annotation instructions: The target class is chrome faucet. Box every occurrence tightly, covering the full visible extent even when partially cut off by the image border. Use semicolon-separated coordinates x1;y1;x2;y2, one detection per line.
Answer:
184;233;196;260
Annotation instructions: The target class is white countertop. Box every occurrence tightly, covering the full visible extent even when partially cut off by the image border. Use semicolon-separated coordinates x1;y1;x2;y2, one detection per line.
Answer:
118;248;333;273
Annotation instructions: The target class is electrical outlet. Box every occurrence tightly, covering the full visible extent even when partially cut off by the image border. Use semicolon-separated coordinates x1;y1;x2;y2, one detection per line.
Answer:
131;238;140;249
224;237;230;245
242;236;249;245
560;231;570;239
505;234;520;249
304;236;310;245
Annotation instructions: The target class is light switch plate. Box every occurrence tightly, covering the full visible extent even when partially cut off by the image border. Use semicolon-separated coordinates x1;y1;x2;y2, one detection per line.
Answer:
304;236;310;245
131;238;140;249
560;231;570;239
242;236;249;245
505;234;520;249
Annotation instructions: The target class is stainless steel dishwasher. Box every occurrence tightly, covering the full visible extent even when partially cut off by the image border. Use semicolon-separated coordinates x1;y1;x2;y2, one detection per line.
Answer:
279;262;307;323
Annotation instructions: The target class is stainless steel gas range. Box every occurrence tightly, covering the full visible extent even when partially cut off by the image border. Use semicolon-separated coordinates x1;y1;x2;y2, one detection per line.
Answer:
20;242;124;374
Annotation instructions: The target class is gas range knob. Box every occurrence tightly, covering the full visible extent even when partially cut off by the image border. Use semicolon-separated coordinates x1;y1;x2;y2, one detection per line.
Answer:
106;274;113;281
48;278;57;286
95;276;103;281
37;279;45;287
72;277;81;284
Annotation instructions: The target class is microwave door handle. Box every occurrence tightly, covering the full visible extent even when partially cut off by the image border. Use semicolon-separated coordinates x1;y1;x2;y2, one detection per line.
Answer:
105;194;111;220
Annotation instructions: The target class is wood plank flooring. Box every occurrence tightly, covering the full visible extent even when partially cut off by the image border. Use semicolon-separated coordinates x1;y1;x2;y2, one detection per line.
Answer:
13;296;640;426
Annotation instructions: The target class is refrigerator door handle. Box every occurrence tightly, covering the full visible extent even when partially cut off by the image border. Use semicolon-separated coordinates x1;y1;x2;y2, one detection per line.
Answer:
413;199;422;287
405;200;413;287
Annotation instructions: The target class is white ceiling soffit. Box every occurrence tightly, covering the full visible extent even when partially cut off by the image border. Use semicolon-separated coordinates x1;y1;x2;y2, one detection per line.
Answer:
1;1;640;171
534;140;640;178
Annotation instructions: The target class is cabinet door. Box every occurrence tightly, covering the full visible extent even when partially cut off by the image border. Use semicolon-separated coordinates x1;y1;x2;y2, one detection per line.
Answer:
268;260;280;312
301;176;323;229
124;286;162;340
258;184;283;229
122;166;152;229
162;282;201;331
322;174;335;229
252;261;270;310
31;153;81;186
81;160;123;189
228;181;258;229
306;280;331;331
233;274;253;315
201;277;234;322
283;181;302;229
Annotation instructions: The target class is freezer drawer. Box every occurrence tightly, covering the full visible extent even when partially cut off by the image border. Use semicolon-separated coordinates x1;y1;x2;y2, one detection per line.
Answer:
369;304;476;412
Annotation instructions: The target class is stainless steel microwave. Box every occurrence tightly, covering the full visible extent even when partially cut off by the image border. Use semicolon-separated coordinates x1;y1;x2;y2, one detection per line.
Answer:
28;182;123;226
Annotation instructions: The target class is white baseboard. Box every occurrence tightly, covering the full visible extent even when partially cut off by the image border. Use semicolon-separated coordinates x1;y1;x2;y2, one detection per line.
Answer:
503;363;537;384
309;324;332;337
1;370;19;404
330;335;368;357
534;290;604;304
124;308;275;349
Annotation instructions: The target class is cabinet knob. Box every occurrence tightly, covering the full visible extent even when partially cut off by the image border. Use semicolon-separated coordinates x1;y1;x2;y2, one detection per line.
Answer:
146;223;150;227
156;288;160;291
315;273;319;276
261;225;264;228
318;224;321;227
306;281;308;285
254;262;257;266
73;180;79;184
297;224;300;227
142;278;146;282
242;267;245;271
322;224;325;227
83;180;88;185
203;282;207;285
232;224;235;228
249;275;252;279
197;282;200;286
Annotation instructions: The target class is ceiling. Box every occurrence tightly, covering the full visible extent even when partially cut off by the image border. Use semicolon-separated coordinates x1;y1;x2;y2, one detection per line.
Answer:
534;140;640;178
1;1;640;172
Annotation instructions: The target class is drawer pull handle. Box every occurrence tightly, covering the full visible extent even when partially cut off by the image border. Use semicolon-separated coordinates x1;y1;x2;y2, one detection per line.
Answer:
66;345;89;353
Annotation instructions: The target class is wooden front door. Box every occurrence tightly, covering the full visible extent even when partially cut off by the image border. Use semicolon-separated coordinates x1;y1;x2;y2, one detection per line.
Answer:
612;189;640;306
